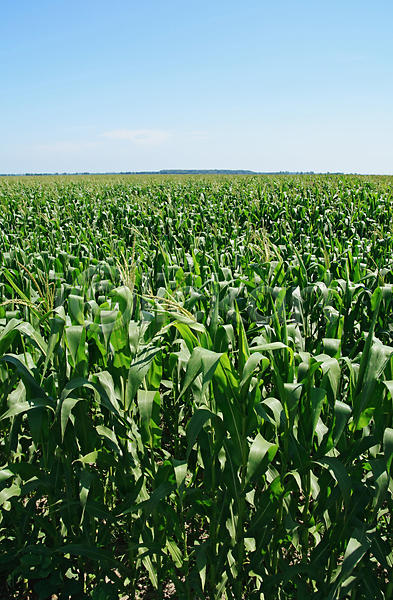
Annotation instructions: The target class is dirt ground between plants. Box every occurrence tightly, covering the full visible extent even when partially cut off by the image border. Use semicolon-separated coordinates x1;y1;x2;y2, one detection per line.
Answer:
0;577;178;599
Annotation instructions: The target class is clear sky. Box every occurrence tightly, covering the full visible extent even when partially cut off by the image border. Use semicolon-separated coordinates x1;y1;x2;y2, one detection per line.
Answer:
1;0;392;174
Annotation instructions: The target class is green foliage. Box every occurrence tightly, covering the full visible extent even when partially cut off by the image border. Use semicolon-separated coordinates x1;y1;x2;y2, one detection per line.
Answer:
0;173;393;598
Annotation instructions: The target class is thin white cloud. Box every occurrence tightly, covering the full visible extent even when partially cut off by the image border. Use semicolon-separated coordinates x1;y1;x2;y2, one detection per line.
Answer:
32;141;103;154
102;129;172;146
188;130;210;140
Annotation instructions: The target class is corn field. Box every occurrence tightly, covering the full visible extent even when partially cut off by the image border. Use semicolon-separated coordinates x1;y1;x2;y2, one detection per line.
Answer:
1;174;393;599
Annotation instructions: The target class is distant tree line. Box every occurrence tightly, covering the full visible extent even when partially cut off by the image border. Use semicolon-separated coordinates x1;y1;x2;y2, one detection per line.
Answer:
1;169;340;177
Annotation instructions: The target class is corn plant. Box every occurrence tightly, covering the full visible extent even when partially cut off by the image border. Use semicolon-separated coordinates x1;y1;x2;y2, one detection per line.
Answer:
0;173;393;599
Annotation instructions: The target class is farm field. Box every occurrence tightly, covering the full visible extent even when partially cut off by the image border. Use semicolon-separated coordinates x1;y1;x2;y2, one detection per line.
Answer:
0;173;393;599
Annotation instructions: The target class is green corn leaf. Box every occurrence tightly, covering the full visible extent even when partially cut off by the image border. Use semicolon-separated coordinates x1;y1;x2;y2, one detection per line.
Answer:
21;476;52;495
179;346;222;400
2;269;40;317
1;397;53;421
317;354;341;400
100;308;120;350
74;401;97;454
245;433;278;485
383;427;393;472
222;441;242;499
214;349;239;389
56;544;123;568
362;570;384;600
259;396;284;428
17;545;53;558
0;318;22;357
235;302;249;378
0;353;52;402
42;316;64;379
315;400;352;460
370;530;393;571
341;434;379;465
354;380;385;430
146;350;162;390
0;483;21;505
173;321;200;354
65;324;87;373
186;408;217;457
166;539;183;568
327;525;375;600
332;401;352;447
111;325;131;370
165;310;206;333
213;384;244;466
250;341;289;352
370;285;382;312
370;458;389;517
27;405;48;445
96;425;121;454
209;280;220;344
142;554;158;590
284;382;303;429
138;389;161;447
87;321;107;362
215;323;235;354
353;338;393;428
0;469;13;482
260;563;321;594
113;475;144;516
91;370;121;414
355;315;381;400
172;458;187;494
16;321;47;356
322;337;341;358
68;294;85;325
126;346;161;410
60;396;82;440
73;450;100;465
79;468;93;524
195;543;207;591
74;450;118;469
59;377;120;418
109;285;134;325
85;499;114;522
138;389;158;425
144;480;176;518
247;485;280;535
383;380;393;401
310;387;326;439
239;352;269;400
315;457;352;505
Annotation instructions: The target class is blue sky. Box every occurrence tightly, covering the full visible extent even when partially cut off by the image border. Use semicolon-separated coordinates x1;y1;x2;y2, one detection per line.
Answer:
1;0;392;174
